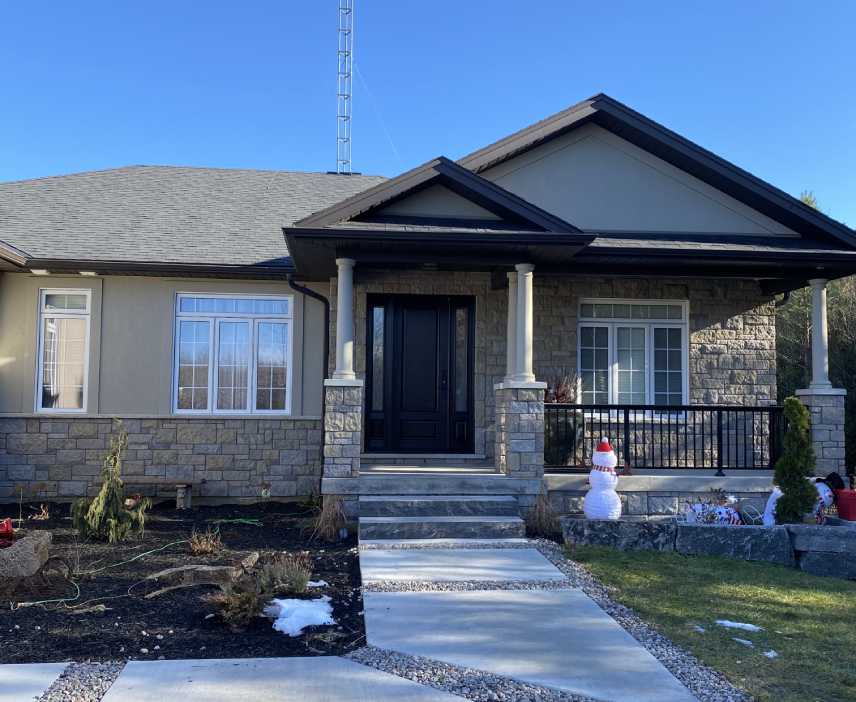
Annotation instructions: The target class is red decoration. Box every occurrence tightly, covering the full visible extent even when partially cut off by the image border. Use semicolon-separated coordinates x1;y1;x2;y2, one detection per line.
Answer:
0;517;13;538
836;489;856;521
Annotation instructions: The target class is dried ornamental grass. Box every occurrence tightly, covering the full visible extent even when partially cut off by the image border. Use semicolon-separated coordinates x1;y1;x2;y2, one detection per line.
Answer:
525;488;561;539
259;551;313;594
189;526;222;555
311;495;346;542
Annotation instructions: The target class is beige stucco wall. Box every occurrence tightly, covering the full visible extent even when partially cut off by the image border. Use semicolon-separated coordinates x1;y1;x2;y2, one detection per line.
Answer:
480;123;798;236
0;273;326;417
377;184;501;220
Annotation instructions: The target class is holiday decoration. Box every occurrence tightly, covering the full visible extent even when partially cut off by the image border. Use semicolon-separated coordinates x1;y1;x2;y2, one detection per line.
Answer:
583;438;622;520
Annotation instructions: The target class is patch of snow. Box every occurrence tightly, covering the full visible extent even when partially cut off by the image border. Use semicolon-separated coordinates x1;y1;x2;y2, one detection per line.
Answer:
307;580;328;587
764;650;779;659
716;620;763;632
733;638;754;647
693;625;706;633
264;596;335;637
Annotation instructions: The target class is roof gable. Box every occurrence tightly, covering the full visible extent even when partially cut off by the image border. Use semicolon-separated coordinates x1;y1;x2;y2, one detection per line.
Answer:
294;156;581;233
458;94;856;248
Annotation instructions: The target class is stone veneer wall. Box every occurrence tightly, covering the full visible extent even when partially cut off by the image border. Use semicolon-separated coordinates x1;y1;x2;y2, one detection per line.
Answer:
323;382;363;478
796;389;847;475
327;272;777;463
495;385;545;477
0;416;322;501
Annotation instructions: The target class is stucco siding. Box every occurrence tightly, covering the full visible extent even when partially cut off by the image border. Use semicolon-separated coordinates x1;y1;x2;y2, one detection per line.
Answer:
480;124;798;236
0;273;326;417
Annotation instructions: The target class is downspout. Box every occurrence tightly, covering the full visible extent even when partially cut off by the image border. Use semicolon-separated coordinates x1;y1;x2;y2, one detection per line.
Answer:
287;276;330;483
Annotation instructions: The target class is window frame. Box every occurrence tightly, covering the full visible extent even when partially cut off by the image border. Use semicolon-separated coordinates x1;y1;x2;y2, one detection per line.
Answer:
577;299;689;406
35;288;92;414
172;293;293;416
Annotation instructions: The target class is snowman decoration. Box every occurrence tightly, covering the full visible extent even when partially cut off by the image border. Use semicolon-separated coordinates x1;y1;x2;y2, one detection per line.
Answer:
583;437;622;520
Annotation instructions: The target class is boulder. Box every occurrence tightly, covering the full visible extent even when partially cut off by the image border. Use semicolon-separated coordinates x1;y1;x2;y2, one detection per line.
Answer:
798;551;856;580
0;530;51;578
786;524;856;555
675;524;794;566
562;517;676;552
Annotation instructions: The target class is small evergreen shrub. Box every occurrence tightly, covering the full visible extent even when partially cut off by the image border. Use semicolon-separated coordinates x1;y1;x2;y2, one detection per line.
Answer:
72;421;151;543
774;397;818;523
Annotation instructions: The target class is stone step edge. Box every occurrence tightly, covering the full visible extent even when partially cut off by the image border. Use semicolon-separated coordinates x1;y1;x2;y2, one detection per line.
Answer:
359;495;518;502
359;537;532;549
360;516;525;524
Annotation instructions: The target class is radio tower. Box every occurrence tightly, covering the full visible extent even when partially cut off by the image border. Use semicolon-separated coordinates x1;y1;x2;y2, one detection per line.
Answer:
336;0;354;174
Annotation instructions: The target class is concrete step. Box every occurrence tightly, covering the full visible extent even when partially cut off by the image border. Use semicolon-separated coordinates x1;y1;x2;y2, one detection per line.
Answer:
359;515;526;541
339;473;542;496
359;495;520;517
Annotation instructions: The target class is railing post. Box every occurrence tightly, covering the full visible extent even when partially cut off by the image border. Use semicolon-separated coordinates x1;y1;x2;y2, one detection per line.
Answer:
715;409;725;477
622;407;631;470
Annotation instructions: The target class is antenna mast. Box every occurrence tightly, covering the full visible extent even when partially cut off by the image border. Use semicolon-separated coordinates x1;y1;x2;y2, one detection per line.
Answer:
336;0;354;174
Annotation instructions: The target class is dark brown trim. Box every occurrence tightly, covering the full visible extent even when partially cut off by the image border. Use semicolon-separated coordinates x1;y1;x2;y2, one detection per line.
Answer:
23;258;295;279
294;156;581;233
457;93;856;248
286;226;592;247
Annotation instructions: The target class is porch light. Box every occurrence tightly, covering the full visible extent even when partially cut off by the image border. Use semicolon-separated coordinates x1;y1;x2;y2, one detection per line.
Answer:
30;269;49;276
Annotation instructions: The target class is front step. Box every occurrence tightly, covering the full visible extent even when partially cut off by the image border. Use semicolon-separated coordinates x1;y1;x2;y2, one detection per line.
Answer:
359;515;526;541
359;495;520;517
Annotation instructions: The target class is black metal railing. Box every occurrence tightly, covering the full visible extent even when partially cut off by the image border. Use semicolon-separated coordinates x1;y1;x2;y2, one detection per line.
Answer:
544;404;785;473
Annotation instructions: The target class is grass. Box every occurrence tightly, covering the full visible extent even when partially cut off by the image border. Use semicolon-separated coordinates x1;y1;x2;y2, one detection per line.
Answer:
569;545;856;702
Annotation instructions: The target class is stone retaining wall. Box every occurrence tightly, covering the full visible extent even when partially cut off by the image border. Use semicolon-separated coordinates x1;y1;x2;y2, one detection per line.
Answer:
562;517;856;580
0;416;322;501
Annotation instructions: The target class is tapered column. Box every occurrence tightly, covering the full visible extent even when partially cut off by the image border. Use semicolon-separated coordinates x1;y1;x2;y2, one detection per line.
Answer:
809;278;831;389
514;263;535;383
505;272;518;382
333;257;356;380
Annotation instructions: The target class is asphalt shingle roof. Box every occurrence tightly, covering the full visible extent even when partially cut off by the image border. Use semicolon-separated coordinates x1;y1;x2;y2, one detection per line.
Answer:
0;166;386;268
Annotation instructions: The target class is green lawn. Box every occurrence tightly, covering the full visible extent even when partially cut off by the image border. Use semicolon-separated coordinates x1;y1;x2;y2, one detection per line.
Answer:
569;545;856;702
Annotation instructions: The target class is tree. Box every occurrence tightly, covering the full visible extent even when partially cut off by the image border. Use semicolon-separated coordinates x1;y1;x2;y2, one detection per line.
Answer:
774;397;817;523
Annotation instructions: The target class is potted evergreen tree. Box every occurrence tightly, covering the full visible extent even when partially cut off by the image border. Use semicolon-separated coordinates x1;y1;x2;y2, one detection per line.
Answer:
773;397;819;524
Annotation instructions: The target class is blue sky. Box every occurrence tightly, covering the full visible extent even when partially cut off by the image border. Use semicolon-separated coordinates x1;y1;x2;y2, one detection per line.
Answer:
1;1;854;225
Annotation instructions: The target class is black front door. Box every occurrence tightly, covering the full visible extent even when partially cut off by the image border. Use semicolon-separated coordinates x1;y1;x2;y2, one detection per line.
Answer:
365;295;474;453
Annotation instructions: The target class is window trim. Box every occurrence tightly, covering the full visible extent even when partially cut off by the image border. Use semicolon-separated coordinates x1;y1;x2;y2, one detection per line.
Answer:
35;288;92;414
172;293;293;416
577;298;689;406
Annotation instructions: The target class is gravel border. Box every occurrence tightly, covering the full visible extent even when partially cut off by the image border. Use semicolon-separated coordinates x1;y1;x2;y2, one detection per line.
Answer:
348;645;598;702
532;539;751;702
363;578;573;592
36;662;124;702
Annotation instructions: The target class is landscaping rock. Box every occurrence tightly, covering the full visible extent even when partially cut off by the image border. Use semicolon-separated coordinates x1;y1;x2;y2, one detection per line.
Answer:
675;524;794;566
798;551;856;580
0;530;51;578
786;524;856;555
562;517;676;552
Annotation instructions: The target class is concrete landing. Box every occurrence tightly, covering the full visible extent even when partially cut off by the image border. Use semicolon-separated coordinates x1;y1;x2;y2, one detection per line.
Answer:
361;548;566;583
363;589;695;702
101;656;463;701
0;662;67;702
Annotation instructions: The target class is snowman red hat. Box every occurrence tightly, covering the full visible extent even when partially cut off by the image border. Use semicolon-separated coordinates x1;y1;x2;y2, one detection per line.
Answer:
592;438;618;472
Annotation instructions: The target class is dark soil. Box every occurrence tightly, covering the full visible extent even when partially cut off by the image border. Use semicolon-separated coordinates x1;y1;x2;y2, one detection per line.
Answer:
0;501;363;663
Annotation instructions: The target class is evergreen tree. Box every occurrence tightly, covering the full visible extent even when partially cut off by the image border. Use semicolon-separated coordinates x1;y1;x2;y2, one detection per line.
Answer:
774;397;817;523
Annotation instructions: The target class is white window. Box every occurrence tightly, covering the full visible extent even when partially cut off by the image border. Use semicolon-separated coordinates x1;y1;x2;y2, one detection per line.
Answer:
577;300;688;405
173;294;293;415
36;289;91;413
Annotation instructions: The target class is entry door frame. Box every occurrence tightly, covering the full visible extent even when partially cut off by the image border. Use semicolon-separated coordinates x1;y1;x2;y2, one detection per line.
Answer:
365;293;476;454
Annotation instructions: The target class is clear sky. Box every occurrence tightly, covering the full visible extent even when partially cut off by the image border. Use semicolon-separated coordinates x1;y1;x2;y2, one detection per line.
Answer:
1;1;854;225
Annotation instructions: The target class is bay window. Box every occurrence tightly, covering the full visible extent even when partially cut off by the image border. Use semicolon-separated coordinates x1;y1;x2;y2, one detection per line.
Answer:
578;300;688;405
174;294;292;414
36;289;91;412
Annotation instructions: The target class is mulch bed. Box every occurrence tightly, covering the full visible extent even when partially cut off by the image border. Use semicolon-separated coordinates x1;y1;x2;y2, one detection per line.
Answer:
0;501;363;664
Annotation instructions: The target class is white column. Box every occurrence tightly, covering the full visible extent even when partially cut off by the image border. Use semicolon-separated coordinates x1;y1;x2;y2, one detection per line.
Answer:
333;257;356;380
514;263;535;383
505;272;518;382
809;278;831;389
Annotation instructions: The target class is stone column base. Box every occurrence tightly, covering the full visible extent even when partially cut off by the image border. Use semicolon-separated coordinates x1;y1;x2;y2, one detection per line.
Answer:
795;387;846;475
323;379;363;479
494;381;546;478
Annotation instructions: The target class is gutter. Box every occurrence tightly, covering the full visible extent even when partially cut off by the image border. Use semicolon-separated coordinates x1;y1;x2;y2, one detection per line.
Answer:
287;275;330;483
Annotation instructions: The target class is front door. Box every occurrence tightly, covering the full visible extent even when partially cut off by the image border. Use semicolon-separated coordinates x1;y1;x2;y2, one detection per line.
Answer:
365;295;474;453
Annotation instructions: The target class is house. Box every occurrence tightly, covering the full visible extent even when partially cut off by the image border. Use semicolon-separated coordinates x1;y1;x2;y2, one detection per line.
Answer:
1;94;852;528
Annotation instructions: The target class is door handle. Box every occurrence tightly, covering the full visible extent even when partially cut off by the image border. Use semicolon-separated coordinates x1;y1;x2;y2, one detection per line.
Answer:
441;370;448;390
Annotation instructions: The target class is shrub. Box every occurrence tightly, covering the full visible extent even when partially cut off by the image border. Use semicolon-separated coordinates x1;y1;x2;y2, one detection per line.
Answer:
72;422;150;543
311;495;346;542
189;526;222;555
774;397;818;523
525;488;561;539
209;576;263;629
258;551;312;594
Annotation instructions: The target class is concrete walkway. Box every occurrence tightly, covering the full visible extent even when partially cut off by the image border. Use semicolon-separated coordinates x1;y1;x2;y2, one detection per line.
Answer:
0;662;67;702
361;546;696;702
102;657;463;701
